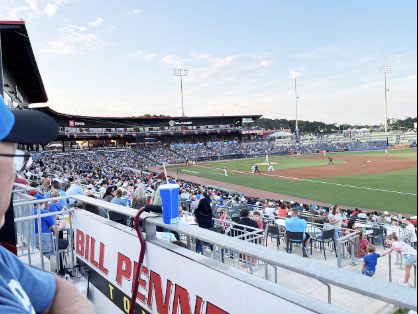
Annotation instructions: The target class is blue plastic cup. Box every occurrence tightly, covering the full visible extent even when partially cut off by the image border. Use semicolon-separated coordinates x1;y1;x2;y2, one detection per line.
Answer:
160;184;180;224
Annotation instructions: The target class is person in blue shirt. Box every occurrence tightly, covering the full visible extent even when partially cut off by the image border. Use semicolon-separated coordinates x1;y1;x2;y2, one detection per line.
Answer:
111;189;129;207
0;97;94;313
110;189;129;224
48;190;63;213
46;181;67;208
48;201;63;213
285;209;311;256
33;202;68;251
362;245;381;277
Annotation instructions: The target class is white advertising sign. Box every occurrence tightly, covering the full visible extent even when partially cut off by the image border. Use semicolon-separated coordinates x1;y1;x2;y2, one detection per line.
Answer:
74;211;313;314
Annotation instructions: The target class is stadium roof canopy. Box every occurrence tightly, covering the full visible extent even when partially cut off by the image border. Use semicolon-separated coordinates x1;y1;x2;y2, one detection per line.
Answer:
34;106;263;128
0;21;48;103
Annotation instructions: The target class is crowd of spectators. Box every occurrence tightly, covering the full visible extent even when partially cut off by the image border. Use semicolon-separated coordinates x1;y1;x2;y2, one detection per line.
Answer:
33;135;398;169
23;149;417;247
16;147;417;286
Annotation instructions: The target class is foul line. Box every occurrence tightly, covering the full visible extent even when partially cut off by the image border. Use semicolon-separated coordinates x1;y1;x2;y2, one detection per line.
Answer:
192;165;417;197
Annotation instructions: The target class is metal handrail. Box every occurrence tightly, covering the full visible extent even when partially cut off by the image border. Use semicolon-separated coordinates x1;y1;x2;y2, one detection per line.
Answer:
13;195;76;274
71;195;417;311
11;191;417;311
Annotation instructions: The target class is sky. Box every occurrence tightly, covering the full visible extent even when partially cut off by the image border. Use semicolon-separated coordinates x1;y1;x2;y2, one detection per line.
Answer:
0;0;417;125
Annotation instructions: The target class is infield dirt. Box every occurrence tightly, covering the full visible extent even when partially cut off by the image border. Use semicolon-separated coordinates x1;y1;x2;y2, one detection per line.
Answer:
260;155;417;179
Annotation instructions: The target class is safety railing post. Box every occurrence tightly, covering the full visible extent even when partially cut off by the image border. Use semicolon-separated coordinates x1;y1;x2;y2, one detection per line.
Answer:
399;253;404;270
265;263;269;281
350;239;356;266
37;208;45;272
328;284;332;305
54;218;60;273
336;239;342;268
26;204;32;267
396;251;401;265
69;211;75;268
274;266;278;284
389;253;392;283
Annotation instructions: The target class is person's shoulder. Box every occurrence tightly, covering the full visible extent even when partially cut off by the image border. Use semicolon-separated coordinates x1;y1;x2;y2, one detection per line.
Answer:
297;217;306;223
0;245;14;261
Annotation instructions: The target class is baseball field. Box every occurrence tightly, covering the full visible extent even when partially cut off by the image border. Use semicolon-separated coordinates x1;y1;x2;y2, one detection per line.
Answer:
168;148;417;214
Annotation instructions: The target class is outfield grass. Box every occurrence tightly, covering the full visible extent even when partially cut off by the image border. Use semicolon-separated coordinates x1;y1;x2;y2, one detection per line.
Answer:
170;149;417;214
328;148;417;160
200;157;345;172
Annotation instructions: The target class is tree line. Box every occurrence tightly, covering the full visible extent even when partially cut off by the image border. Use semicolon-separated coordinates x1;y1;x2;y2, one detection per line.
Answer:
248;116;417;134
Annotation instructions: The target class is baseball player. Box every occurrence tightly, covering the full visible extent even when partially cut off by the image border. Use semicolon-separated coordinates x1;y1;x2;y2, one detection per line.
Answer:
224;166;229;176
328;156;334;165
254;165;260;175
266;154;270;164
268;162;275;172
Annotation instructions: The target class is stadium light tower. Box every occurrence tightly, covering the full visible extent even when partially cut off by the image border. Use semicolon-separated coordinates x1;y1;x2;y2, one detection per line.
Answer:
173;69;188;117
380;66;391;133
291;71;301;141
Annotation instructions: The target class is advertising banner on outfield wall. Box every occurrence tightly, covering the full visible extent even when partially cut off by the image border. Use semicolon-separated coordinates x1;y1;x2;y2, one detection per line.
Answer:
74;211;314;314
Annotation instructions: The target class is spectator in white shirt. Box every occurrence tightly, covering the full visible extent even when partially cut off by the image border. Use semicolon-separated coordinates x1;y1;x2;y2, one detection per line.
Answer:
404;218;417;247
386;219;403;238
357;210;368;220
383;211;391;223
66;180;85;205
329;205;344;239
180;190;190;201
264;205;276;220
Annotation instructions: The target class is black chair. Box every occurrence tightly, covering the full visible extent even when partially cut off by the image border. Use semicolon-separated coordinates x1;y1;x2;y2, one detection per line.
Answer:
311;229;336;260
267;219;276;226
108;212;128;225
286;231;307;257
231;216;240;223
357;218;368;224
266;225;280;248
229;210;240;218
367;228;386;248
263;215;270;223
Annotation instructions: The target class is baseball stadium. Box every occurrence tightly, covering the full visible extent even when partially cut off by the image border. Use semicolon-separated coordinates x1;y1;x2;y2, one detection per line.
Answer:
168;148;417;214
1;3;417;314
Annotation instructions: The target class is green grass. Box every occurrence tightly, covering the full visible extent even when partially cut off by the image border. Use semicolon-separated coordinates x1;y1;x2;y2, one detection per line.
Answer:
200;157;345;172
170;148;417;214
328;148;417;160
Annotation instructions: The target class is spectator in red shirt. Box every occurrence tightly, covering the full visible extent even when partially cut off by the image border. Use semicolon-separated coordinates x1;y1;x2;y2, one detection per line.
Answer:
345;219;356;236
219;209;228;229
253;211;264;230
278;203;288;218
356;229;369;259
253;211;264;244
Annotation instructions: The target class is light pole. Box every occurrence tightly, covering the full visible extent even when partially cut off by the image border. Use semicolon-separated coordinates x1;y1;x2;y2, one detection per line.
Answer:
173;69;188;117
291;71;301;141
380;66;391;133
